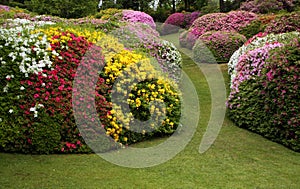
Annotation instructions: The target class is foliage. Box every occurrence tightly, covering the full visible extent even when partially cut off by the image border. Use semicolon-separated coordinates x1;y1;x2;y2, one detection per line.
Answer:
94;8;122;21
264;12;300;34
227;36;300;152
25;0;99;19
193;30;246;63
147;6;171;22
240;0;295;13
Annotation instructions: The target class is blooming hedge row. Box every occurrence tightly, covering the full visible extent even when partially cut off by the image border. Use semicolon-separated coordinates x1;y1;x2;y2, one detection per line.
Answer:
0;10;182;154
227;31;300;151
180;11;257;50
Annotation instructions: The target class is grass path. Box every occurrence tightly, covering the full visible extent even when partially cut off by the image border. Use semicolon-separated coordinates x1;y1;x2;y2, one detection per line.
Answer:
0;34;300;188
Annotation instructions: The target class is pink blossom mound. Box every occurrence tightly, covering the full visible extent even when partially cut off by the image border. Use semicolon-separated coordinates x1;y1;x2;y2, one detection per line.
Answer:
193;30;247;63
180;11;257;49
0;5;10;11
161;11;201;35
122;10;156;29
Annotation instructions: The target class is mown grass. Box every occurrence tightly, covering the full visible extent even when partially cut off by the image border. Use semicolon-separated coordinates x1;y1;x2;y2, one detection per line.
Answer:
0;33;300;189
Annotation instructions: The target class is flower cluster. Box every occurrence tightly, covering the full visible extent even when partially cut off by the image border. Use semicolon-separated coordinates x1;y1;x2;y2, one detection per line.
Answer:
240;0;295;14
110;22;182;82
102;52;181;144
122;10;156;29
228;31;300;85
180;11;257;49
264;12;300;34
193;30;246;63
226;35;300;152
0;5;10;11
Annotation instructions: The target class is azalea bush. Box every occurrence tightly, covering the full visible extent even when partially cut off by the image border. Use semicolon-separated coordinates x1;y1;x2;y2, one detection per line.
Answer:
264;12;300;34
121;10;156;29
101;51;181;144
227;36;300;151
240;0;295;14
239;14;277;39
0;15;182;154
161;11;201;35
228;31;300;84
180;11;257;49
193;31;246;63
161;13;185;35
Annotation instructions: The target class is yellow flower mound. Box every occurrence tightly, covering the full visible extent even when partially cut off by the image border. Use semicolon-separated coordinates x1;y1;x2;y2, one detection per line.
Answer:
103;49;180;143
103;50;146;84
32;27;105;44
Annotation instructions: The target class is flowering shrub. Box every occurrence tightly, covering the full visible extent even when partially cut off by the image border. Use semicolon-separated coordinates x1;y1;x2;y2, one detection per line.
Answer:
161;11;201;35
264;12;300;34
101;51;181;144
122;10;156;29
240;0;295;14
228;32;300;85
0;16;182;153
239;14;277;39
227;37;300;151
180;11;257;49
0;5;10;11
161;13;185;35
94;8;122;21
193;31;246;63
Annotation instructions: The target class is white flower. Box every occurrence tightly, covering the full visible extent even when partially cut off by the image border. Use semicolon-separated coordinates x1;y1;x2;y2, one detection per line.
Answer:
20;86;25;90
9;109;13;113
37;104;44;108
3;85;8;92
30;107;36;112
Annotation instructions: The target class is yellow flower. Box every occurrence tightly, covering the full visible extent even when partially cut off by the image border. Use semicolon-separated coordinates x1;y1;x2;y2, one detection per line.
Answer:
135;98;141;107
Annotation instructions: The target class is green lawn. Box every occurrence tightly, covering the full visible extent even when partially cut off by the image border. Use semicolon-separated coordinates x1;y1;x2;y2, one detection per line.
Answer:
0;34;300;189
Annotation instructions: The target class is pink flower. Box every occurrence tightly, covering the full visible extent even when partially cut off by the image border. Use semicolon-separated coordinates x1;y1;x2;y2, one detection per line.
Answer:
266;70;274;81
34;94;40;99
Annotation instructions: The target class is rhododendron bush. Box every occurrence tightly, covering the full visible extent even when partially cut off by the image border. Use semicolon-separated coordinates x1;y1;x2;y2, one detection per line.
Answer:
227;32;300;151
264;12;300;34
161;11;201;35
240;0;295;14
121;10;156;29
0;9;182;154
193;31;246;63
180;11;257;49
